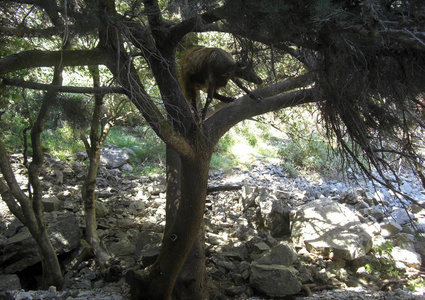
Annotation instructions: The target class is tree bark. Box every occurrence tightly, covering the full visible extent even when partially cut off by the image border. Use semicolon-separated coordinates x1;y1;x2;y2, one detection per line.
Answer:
147;146;211;300
0;49;106;74
165;145;181;229
164;145;207;299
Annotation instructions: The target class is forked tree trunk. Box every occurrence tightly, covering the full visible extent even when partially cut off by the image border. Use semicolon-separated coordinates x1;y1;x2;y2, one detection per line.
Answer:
0;134;64;290
81;66;115;276
147;146;212;300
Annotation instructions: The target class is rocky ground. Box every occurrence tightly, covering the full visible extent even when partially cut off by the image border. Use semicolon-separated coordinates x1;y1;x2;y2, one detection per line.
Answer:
1;148;425;299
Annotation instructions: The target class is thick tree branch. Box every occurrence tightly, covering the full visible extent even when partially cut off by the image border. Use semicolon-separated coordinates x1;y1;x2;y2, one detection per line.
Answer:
144;0;163;30
0;48;107;74
169;8;224;45
2;77;126;94
98;19;195;160
254;73;315;99
206;87;318;144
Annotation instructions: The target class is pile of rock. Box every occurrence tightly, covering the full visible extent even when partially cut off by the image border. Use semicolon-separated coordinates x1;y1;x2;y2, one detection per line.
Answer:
1;150;425;299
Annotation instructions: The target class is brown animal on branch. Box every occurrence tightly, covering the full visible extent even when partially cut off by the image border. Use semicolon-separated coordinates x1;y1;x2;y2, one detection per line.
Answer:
179;46;262;121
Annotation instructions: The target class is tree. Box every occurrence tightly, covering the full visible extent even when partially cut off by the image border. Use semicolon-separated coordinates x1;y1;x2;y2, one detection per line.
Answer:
0;65;65;289
80;65;123;279
1;0;425;299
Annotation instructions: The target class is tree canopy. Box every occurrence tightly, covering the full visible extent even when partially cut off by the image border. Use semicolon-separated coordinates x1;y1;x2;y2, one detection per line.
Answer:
1;0;425;298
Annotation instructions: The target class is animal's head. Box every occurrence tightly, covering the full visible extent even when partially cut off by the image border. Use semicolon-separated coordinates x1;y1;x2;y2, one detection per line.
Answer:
235;61;263;85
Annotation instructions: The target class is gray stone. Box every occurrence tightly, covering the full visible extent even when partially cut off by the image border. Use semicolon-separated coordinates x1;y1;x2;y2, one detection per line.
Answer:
121;163;134;171
391;208;413;225
42;196;61;212
391;247;422;269
412;203;425;215
100;148;130;169
135;232;163;261
291;199;373;260
212;255;238;272
240;186;259;209
414;233;425;256
256;241;297;266
1;212;80;273
150;173;167;185
401;182;413;194
341;191;359;204
225;285;247;296
354;200;370;210
5;218;25;237
140;243;161;267
380;221;402;237
0;274;21;290
108;237;135;257
14;291;33;300
252;242;270;253
96;201;110;218
258;197;291;238
148;184;166;195
249;264;301;297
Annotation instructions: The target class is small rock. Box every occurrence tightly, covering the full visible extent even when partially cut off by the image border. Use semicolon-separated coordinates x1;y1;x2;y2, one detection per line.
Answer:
121;163;134;171
42;196;61;212
381;221;402;237
391;208;413;225
225;285;247;296
256;241;297;266
391;247;422;269
252;242;270;253
96;201;110;218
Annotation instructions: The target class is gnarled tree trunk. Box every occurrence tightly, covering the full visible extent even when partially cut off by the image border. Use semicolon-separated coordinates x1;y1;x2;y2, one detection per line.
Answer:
0;66;64;289
27;66;64;289
146;144;212;300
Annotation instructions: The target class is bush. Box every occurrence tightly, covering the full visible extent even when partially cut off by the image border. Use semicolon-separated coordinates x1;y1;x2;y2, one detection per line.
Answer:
277;136;341;176
105;126;165;175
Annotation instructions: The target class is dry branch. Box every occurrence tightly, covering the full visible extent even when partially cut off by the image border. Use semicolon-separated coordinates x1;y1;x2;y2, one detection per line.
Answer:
207;184;242;194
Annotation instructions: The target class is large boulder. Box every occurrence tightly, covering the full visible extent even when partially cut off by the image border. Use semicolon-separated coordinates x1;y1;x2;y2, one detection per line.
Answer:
1;212;80;273
249;241;301;297
291;199;373;260
256;241;298;266
245;186;291;237
0;274;21;290
250;264;301;297
100;148;131;169
258;190;291;237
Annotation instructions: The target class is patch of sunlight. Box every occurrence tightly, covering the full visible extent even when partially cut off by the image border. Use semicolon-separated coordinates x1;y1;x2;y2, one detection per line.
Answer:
52;232;69;246
229;139;256;165
222;173;247;185
228;136;279;168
